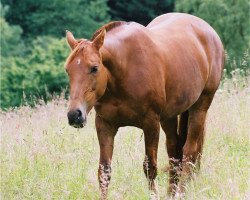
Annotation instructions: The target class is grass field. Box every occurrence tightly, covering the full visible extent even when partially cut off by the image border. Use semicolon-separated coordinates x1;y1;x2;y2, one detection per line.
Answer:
1;76;249;200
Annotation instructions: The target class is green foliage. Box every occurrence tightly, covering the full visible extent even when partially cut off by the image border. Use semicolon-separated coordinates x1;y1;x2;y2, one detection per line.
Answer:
108;0;174;25
0;4;25;57
175;0;250;62
225;50;249;76
1;36;69;108
2;0;110;38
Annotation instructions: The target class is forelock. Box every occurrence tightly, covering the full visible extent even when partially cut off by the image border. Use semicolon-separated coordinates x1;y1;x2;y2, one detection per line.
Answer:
65;39;90;67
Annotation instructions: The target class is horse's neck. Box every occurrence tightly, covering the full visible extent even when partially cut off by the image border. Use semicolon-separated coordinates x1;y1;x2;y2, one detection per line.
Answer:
101;44;127;94
101;37;123;68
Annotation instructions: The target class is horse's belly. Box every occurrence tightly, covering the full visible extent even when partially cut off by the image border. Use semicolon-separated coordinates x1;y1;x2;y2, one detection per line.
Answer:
163;89;201;117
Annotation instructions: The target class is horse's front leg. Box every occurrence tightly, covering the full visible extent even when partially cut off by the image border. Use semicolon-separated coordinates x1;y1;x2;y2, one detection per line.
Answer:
95;115;117;200
143;115;160;199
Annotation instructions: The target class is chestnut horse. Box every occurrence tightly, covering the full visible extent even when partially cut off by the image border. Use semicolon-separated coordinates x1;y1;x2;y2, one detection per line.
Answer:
64;13;224;199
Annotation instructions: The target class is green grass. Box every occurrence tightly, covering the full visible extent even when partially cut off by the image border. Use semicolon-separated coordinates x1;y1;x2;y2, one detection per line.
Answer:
1;77;249;199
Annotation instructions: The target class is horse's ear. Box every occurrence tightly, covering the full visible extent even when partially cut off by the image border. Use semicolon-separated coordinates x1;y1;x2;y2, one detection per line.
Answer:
93;29;106;50
66;30;77;50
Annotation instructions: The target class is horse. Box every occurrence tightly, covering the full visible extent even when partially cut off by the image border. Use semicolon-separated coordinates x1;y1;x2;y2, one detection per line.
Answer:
64;13;224;199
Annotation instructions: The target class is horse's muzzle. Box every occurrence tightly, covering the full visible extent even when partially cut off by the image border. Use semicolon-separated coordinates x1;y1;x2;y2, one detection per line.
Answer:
67;109;86;128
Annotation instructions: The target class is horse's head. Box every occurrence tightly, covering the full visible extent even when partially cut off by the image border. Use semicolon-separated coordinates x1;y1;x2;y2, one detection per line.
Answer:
65;30;108;128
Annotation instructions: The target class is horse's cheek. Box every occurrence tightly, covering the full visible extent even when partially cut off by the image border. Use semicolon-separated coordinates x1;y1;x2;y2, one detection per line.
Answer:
96;75;108;99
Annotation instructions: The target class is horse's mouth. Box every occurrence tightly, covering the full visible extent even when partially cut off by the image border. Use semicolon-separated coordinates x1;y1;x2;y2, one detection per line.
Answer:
72;123;84;128
69;117;87;129
70;122;86;129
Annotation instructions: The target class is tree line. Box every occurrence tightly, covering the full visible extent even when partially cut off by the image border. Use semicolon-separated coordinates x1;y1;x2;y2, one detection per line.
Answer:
1;0;249;108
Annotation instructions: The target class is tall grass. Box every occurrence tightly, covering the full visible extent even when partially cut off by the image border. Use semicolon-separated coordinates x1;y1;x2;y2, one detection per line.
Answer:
0;75;249;200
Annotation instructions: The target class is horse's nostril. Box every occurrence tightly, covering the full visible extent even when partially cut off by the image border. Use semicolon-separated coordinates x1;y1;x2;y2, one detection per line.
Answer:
76;109;82;117
67;109;86;128
67;109;82;123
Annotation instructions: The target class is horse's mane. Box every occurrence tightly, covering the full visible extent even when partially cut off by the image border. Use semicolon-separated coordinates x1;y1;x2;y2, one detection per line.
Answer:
65;21;128;67
91;21;129;41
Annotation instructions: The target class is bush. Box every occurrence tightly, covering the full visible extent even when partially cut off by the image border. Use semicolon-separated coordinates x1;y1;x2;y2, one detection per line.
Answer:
1;36;69;109
0;4;25;57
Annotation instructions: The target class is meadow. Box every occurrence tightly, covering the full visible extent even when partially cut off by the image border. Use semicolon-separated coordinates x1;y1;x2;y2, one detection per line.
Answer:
1;75;249;200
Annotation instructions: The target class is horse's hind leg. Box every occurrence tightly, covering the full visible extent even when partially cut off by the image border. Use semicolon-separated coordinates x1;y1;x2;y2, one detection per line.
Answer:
179;93;215;192
178;111;189;159
160;117;182;195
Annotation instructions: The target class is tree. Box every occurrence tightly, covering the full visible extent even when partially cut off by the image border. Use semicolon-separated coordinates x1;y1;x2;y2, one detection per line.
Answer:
2;0;110;39
175;0;250;61
0;3;25;57
108;0;174;25
1;36;69;108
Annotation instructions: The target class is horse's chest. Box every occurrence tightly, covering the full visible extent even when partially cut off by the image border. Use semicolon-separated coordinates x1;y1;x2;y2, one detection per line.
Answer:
94;99;142;127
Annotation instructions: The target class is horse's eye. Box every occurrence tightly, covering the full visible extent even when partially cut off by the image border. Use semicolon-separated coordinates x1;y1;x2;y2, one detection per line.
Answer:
90;66;98;74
